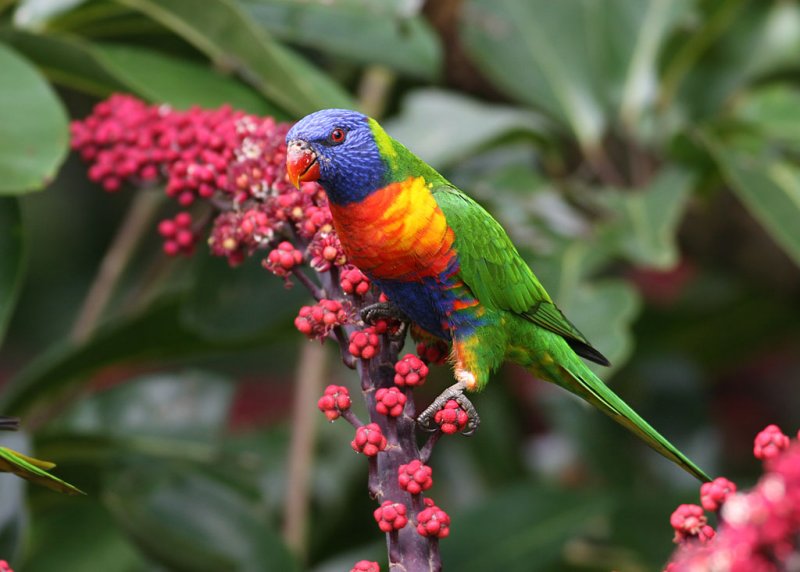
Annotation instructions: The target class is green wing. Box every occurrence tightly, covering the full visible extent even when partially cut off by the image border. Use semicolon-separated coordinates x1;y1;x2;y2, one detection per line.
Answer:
432;185;609;366
0;447;85;495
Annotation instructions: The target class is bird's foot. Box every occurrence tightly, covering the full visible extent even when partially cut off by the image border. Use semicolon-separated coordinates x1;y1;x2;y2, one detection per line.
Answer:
360;302;409;343
417;380;480;436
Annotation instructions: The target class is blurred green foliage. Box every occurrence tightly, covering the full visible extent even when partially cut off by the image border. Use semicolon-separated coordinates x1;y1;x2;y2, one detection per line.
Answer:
2;0;800;570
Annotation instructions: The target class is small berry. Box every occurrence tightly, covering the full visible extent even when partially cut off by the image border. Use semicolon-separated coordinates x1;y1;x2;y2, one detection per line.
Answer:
350;561;379;572
317;384;351;421
351;423;387;457
375;387;407;417
670;504;715;544
348;327;380;360
294;299;348;340
394;354;429;387
416;340;449;365
340;266;371;296
754;424;790;461
398;460;433;495
0;560;13;572
433;400;469;434
263;241;303;277
373;501;408;532
700;477;737;512
307;232;346;272
416;500;451;539
157;212;196;256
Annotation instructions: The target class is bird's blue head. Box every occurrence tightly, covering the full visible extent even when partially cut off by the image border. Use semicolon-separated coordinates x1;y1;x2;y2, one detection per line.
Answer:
286;109;389;205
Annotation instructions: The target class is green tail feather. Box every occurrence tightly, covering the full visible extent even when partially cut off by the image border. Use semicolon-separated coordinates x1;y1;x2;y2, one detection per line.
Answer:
542;354;710;482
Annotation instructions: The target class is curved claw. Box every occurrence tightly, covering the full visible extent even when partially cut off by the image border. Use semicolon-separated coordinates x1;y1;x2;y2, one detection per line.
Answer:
360;302;409;326
416;382;481;436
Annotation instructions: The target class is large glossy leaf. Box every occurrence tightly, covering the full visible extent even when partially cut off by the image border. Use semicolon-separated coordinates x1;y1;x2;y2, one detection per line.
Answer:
0;43;69;194
242;0;440;79
0;294;287;416
384;89;552;170
441;483;613;571
0;199;25;347
0;29;125;96
704;133;800;268
113;0;353;115
105;461;298;571
92;43;278;114
460;0;689;150
598;167;694;269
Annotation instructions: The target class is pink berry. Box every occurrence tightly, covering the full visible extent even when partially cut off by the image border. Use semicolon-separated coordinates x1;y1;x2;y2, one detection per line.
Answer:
350;561;379;572
433;400;469;434
375;387;407;417
317;385;351;421
416;500;451;539
398;460;433;495
670;504;715;544
700;477;737;512
373;501;408;532
394;354;429;387
754;424;790;461
351;423;387;457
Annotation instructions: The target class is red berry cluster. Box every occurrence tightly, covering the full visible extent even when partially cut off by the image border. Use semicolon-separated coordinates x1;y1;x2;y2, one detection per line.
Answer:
350;561;379;572
434;400;469;434
351;423;387;457
398;460;433;495
157;212;196;256
374;501;408;532
349;327;381;360
416;340;449;365
667;425;800;571
0;560;13;572
263;241;303;277
394;354;429;387
317;385;351;422
308;232;347;272
416;498;451;539
375;387;407;417
340;265;371;296
294;300;348;340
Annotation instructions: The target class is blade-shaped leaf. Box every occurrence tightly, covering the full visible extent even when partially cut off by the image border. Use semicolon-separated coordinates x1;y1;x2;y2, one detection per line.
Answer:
0;446;84;495
734;85;800;147
383;89;552;170
0;43;69;194
92;43;280;114
704;133;800;268
242;0;441;79
460;0;689;150
113;0;353;115
0;199;25;347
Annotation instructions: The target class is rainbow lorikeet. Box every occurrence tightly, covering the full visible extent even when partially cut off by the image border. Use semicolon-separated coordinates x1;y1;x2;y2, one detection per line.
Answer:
286;110;709;482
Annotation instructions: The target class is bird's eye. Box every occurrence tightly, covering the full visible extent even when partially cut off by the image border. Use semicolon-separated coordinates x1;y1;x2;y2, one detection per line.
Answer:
329;128;346;144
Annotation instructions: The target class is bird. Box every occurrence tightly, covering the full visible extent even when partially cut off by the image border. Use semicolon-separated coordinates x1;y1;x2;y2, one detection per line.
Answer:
285;108;709;482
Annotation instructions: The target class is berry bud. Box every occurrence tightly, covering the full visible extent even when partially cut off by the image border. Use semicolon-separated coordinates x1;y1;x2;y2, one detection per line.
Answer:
670;504;715;544
700;477;737;512
416;500;451;539
398;460;433;495
348;327;380;360
351;423;387;457
394;354;429;388
340;266;371;296
375;387;407;417
317;384;351;421
350;561;379;572
373;501;408;532
754;424;790;461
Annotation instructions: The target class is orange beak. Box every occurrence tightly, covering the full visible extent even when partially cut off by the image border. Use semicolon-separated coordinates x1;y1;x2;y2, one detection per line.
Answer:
286;140;320;188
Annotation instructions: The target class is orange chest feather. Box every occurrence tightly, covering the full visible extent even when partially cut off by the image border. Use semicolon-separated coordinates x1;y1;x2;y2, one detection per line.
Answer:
328;177;455;280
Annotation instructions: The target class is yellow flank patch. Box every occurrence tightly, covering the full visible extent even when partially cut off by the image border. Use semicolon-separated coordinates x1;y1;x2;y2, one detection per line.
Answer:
329;176;455;279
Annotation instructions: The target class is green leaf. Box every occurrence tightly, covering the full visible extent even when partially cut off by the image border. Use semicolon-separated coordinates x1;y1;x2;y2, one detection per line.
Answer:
0;445;84;495
734;85;800;147
0;43;69;194
13;0;89;30
0;199;25;347
242;0;441;79
0;29;124;96
92;43;279;114
0;294;287;416
441;483;613;571
460;0;689;150
384;89;552;170
113;0;354;115
104;461;298;572
703;132;800;268
598;167;694;269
